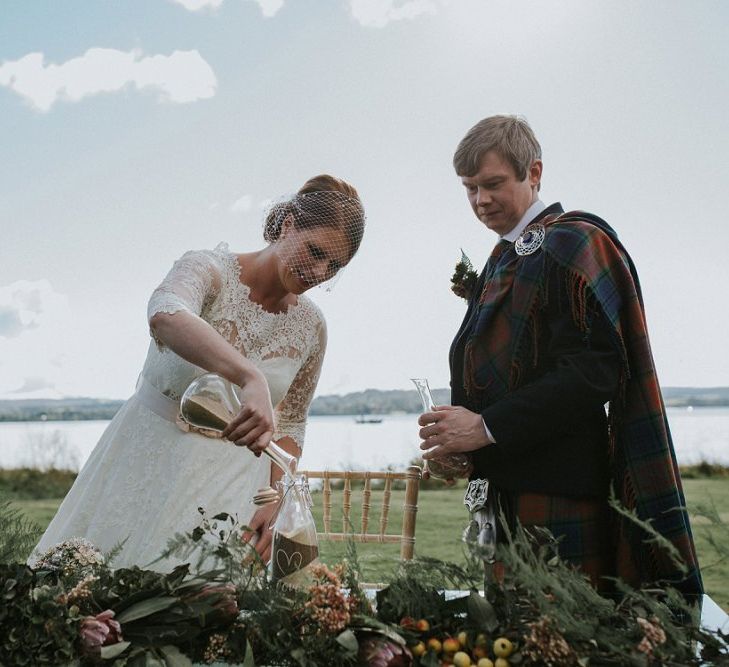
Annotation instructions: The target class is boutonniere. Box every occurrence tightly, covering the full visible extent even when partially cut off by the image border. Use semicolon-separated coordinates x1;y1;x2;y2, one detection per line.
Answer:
450;250;477;300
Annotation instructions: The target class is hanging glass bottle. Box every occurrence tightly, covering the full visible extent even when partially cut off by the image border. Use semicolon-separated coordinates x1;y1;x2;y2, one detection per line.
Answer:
270;474;319;587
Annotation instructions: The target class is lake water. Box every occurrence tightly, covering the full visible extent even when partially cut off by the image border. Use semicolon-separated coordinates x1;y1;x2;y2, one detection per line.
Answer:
0;407;727;472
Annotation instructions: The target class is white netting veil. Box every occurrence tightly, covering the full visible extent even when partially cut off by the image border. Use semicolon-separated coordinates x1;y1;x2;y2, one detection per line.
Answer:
262;185;366;292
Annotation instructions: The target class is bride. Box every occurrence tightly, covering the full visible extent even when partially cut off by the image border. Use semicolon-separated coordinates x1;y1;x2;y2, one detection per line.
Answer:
31;174;366;570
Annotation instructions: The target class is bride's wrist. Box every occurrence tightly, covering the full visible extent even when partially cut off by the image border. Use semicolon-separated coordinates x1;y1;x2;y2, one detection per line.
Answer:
237;365;264;387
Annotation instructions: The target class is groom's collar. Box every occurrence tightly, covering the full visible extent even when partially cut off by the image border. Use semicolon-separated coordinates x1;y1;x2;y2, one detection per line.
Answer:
501;201;563;242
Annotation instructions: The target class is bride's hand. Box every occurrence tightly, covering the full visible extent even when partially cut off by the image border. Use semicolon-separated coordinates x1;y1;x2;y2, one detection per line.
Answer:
242;504;276;563
221;371;274;454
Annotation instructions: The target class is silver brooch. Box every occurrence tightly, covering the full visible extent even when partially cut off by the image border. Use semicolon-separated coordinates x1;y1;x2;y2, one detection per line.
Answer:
464;478;490;512
514;222;545;256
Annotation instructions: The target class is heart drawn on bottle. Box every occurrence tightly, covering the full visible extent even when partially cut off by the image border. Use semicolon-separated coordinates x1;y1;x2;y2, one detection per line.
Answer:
276;549;303;574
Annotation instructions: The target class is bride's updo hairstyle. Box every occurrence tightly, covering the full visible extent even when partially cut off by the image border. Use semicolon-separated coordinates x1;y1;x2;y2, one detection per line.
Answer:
263;174;365;261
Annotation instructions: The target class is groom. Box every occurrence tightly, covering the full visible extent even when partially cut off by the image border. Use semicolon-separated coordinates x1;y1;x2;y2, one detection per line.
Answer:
418;114;702;599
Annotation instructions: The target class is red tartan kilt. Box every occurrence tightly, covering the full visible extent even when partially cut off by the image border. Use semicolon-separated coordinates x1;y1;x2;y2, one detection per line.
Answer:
508;491;614;589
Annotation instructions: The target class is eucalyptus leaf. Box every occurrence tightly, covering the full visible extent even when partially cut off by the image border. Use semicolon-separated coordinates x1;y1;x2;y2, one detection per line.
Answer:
335;628;359;652
100;640;131;659
242;639;256;667
466;590;499;632
159;644;193;666
116;596;178;623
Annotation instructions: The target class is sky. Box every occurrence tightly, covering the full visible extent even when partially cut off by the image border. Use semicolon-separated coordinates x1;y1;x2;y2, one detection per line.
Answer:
1;0;728;401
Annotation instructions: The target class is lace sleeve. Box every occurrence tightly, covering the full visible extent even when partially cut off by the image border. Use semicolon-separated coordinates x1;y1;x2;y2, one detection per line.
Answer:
273;315;327;451
147;249;223;349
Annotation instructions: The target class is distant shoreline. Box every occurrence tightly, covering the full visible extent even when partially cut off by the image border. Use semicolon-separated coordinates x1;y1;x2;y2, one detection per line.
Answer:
1;387;728;422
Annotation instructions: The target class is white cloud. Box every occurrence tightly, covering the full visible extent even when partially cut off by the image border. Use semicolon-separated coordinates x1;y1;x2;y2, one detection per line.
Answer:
0;280;66;338
0;48;217;112
254;0;284;17
349;0;437;27
170;0;284;17
10;377;56;394
230;194;254;213
0;280;73;398
170;0;224;10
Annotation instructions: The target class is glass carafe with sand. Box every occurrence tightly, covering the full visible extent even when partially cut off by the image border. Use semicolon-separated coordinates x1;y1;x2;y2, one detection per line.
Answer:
179;373;297;478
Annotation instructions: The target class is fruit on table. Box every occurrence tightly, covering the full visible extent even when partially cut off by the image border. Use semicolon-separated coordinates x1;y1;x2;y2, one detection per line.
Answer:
477;659;495;667
493;637;513;658
472;646;488;660
494;659;510;667
416;618;431;632
457;631;469;647
411;641;426;657
400;616;417;630
453;651;472;666
427;637;442;654
443;637;461;654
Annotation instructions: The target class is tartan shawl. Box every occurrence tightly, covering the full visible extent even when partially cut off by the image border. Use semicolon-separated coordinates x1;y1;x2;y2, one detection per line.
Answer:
463;211;703;598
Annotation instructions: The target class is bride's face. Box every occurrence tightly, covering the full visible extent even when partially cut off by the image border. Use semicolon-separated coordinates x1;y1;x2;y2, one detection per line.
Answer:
275;222;352;293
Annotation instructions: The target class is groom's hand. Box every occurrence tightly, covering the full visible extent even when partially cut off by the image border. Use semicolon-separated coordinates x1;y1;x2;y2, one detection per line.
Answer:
242;504;276;563
418;405;490;459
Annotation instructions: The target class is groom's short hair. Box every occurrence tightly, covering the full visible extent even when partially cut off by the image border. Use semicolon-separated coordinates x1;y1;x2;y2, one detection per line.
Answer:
453;115;542;181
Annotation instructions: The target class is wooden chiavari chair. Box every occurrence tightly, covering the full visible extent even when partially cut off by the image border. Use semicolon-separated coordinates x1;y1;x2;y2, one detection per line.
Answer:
299;465;422;561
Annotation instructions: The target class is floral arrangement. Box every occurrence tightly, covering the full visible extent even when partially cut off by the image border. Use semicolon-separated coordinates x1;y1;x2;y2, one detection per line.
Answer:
1;505;728;666
450;251;478;301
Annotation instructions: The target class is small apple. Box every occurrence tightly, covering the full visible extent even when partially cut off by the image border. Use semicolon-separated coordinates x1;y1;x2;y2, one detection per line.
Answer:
443;637;461;654
477;659;495;667
453;651;472;667
411;641;426;657
474;633;488;647
495;659;510;667
493;637;513;658
472;646;488;659
427;637;442;654
400;616;417;630
457;631;469;647
416;618;431;633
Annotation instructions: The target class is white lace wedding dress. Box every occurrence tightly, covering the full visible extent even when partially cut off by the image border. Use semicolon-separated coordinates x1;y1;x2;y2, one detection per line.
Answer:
31;243;326;570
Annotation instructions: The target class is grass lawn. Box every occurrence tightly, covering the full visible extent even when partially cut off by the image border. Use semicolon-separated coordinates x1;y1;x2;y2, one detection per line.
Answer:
13;478;729;611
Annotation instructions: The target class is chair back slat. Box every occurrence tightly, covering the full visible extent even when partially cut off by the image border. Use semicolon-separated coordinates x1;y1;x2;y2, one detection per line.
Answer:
322;474;332;535
361;474;371;535
379;476;392;536
343;475;352;533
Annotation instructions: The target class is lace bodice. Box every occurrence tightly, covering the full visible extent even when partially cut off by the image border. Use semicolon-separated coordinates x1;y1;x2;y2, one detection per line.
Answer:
142;242;326;448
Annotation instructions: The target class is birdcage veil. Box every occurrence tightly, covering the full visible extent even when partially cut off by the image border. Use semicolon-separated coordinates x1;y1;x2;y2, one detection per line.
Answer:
262;188;366;292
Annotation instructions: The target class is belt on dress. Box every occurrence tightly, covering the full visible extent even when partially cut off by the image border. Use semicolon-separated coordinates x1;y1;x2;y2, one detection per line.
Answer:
134;376;180;423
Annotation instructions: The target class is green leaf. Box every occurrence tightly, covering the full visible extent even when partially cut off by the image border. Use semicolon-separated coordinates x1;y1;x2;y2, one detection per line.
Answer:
159;644;193;666
335;628;359;653
116;596;178;623
242;639;256;667
466;590;499;632
421;650;440;667
350;615;407;646
100;640;131;659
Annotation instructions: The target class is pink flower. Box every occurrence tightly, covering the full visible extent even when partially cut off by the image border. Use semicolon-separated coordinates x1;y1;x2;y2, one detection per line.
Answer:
79;609;123;654
358;634;413;667
184;583;239;621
